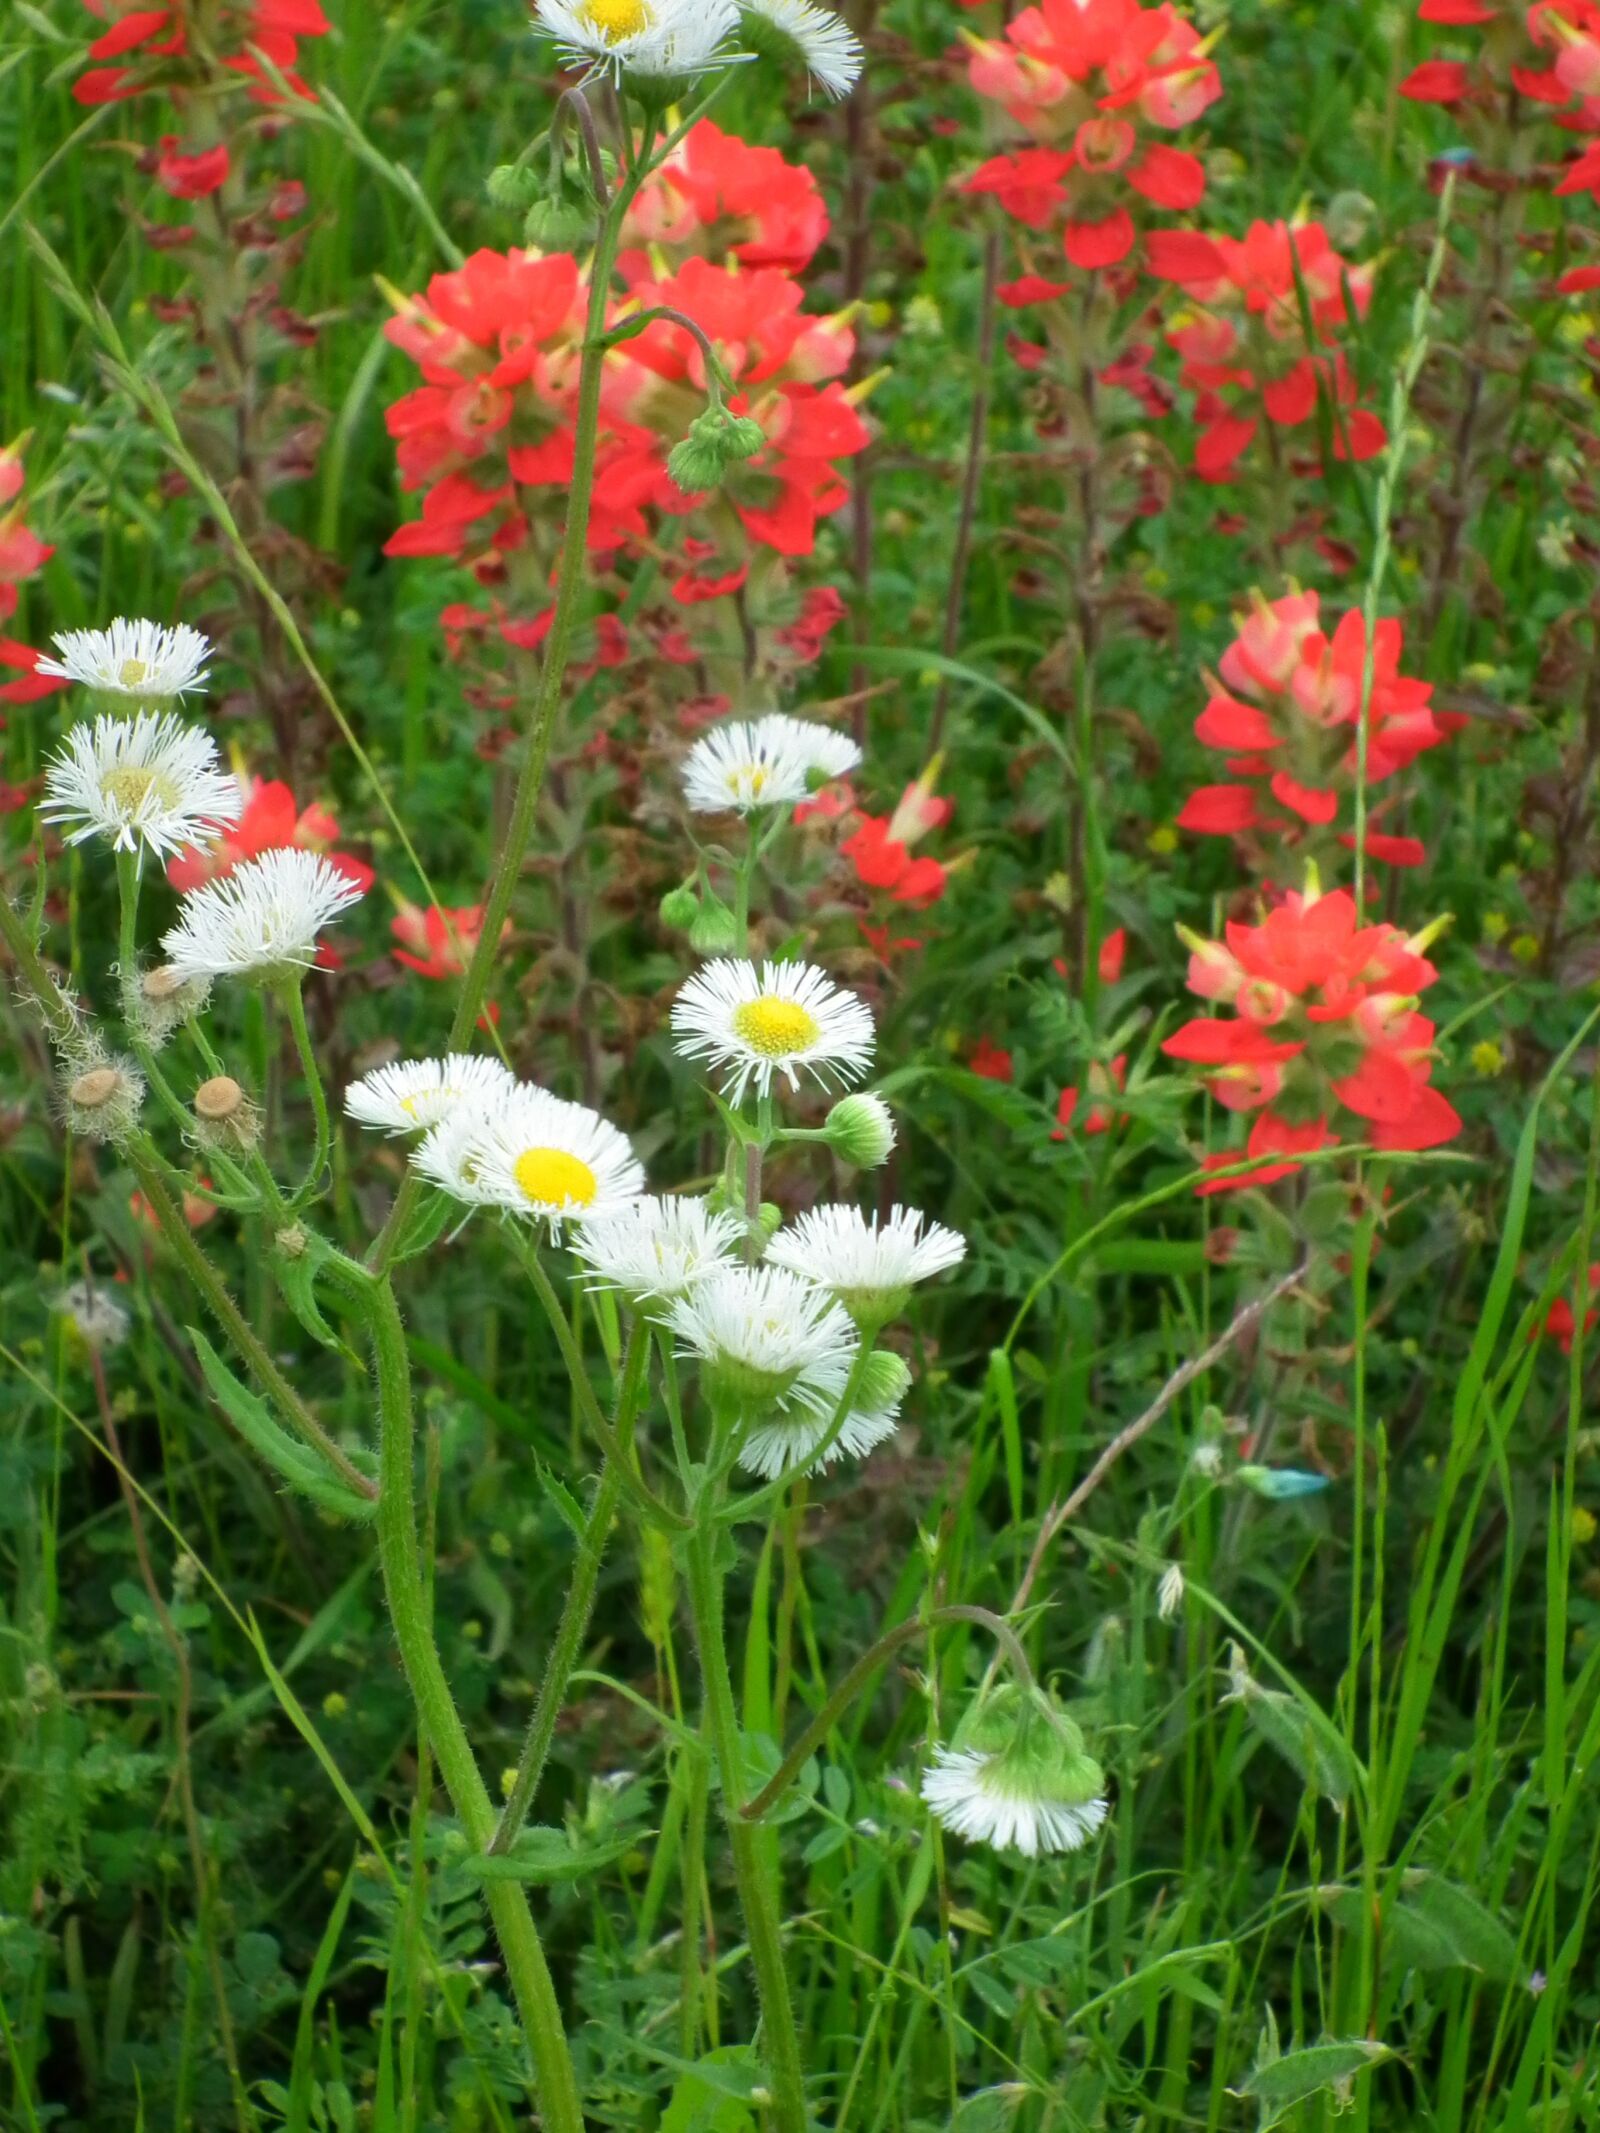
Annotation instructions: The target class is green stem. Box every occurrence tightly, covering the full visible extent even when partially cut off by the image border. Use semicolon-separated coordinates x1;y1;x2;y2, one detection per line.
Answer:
115;848;141;985
371;132;658;1276
360;1275;585;2133
516;1236;688;1531
740;1604;1037;1824
280;977;332;1211
489;1317;650;1853
684;1522;808;2133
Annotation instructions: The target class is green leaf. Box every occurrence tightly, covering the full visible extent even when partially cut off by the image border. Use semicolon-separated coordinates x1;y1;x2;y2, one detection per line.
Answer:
188;1326;375;1522
660;2046;764;2133
1234;2038;1393;2127
386;1184;461;1266
1400;1873;1521;1980
462;1825;646;1886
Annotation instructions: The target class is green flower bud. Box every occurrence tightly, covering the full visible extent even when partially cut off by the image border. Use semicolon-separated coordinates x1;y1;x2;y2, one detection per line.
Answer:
667;406;767;495
689;902;740;956
755;1201;783;1245
486;164;541;213
524;196;596;251
659;882;701;931
857;1348;912;1413
822;1092;896;1169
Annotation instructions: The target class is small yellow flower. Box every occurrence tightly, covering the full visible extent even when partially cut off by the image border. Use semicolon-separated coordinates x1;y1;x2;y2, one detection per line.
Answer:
1471;1040;1506;1077
1511;933;1541;965
1147;824;1179;856
1572;1506;1597;1546
322;1691;348;1719
1482;912;1509;943
500;1766;519;1800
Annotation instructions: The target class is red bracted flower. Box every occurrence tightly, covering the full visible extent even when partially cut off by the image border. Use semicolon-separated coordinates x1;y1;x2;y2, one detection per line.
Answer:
839;770;955;909
73;0;330;106
1177;590;1447;864
1162;886;1461;1191
155;136;231;199
622;121;829;274
167;775;374;894
970;1037;1015;1082
0;442;69;706
1541;1266;1600;1353
1147;221;1384;480
962;0;1221;270
391;901;502;980
1054;1054;1128;1137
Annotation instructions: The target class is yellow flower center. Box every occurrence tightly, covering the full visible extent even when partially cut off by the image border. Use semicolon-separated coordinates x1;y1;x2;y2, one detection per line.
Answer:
118;656;150;688
579;0;652;42
732;996;820;1058
101;765;179;814
513;1146;599;1210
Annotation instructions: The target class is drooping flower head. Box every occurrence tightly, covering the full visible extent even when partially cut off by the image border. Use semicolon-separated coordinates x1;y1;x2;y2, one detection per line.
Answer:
922;1684;1109;1858
671;957;876;1101
37;619;213;701
737;0;864;98
413;1083;645;1228
738;1345;911;1479
344;1055;518;1137
1161;884;1461;1191
40;713;241;860
161;847;365;980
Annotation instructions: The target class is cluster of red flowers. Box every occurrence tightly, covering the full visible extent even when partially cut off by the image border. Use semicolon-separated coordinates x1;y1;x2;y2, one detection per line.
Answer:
73;0;329;116
1148;221;1384;481
961;0;1222;271
1161;888;1461;1190
798;767;957;957
0;446;69;788
383;121;865;668
1178;590;1451;867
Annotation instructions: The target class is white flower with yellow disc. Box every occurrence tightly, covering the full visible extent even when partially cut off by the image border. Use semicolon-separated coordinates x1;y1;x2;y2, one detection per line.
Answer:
681;713;860;816
412;1084;645;1229
344;1055;517;1137
670;957;874;1102
38;619;212;700
40;712;240;859
533;0;739;81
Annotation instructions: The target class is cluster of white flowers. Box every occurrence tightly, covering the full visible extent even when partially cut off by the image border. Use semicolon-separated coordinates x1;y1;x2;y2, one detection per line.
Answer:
37;624;367;979
531;0;863;99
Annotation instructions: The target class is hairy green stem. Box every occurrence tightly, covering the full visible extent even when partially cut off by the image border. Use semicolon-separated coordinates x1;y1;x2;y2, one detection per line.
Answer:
280;977;332;1211
684;1522;809;2133
740;1604;1037;1824
359;1275;585;2133
489;1317;650;1853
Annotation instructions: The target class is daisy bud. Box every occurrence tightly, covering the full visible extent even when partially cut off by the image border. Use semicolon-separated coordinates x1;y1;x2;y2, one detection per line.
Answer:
123;960;212;1048
659;881;701;932
668;406;767;496
191;1073;261;1154
821;1091;896;1168
688;901;740;956
61;1056;145;1143
486;163;541;212
921;1684;1108;1859
523;195;597;250
857;1347;912;1413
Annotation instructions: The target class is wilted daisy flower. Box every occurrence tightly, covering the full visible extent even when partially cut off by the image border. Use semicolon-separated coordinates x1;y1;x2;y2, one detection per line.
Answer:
738;0;862;97
37;619;213;701
680;713;860;816
922;1686;1109;1859
670;1263;857;1433
161;848;365;981
533;0;739;83
671;958;874;1103
39;713;241;861
572;1194;742;1307
345;1054;517;1137
413;1084;645;1228
123;962;212;1049
54;1279;131;1354
765;1203;965;1321
57;1054;145;1143
740;1343;908;1479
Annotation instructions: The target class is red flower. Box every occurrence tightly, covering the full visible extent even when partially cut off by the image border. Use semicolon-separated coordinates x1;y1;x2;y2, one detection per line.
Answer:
1163;887;1460;1190
1542;1266;1600;1353
623;120;829;274
168;775;374;895
391;901;502;980
970;1037;1015;1082
1053;1053;1128;1136
155;136;230;199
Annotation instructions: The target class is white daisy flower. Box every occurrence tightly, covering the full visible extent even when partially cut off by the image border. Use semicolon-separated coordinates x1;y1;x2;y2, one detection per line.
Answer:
921;1689;1109;1860
344;1054;517;1137
765;1203;965;1318
669;1263;857;1431
739;0;863;98
39;713;241;860
670;957;875;1103
160;847;365;981
680;713;859;816
37;619;212;700
739;1343;908;1479
571;1194;743;1306
534;0;740;82
412;1083;645;1229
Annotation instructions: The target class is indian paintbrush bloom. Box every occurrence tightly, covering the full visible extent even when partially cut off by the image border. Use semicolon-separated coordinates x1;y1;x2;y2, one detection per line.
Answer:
1161;883;1461;1191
